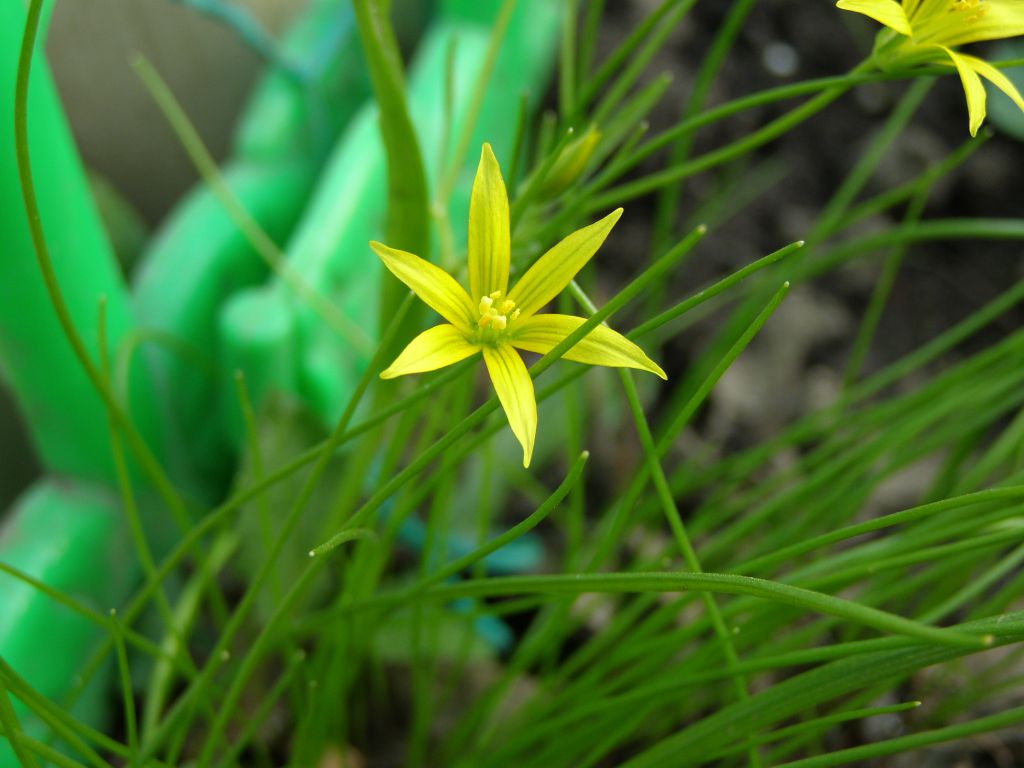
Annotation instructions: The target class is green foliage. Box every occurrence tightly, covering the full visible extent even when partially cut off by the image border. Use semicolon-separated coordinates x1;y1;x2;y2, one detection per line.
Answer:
6;0;1024;766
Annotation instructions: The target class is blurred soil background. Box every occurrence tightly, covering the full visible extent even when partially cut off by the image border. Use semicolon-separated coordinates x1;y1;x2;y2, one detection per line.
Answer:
580;1;1024;511
2;1;1023;763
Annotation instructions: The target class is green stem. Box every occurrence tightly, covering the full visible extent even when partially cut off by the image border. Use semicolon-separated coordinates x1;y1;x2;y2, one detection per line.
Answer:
355;452;588;609
587;281;791;571
568;277;756;754
0;665;41;768
0;657;130;763
136;295;415;765
0;735;83;768
0;562;187;676
572;0;685;117
351;0;430;333
559;0;576;117
437;0;517;206
841;184;930;388
736;486;1024;577
210;651;305;768
774;703;1024;768
619;369;758;766
364;572;990;648
650;0;755;256
590;84;853;209
108;611;138;765
97;300;204;734
132;55;372;355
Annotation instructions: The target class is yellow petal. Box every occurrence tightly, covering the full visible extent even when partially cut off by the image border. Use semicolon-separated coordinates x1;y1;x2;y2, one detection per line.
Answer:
941;46;987;136
510;314;667;380
922;0;1024;47
961;52;1024;114
507;208;623;318
380;324;480;379
468;143;511;299
835;0;912;36
902;0;925;19
370;241;475;331
482;345;537;468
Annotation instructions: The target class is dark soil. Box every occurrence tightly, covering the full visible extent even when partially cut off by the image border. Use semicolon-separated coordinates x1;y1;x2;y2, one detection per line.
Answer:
592;1;1024;450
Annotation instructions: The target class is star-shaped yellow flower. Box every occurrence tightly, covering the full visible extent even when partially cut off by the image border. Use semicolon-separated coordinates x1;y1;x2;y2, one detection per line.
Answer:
837;0;1024;135
371;144;666;468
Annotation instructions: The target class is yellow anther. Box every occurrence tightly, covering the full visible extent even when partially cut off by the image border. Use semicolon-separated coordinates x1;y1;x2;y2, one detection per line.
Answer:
477;293;517;335
951;0;986;19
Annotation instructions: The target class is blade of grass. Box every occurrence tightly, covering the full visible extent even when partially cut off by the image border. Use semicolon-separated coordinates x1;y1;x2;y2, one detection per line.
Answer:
134;294;415;764
0;666;41;768
590;0;698;127
351;0;429;331
131;55;372;355
650;0;755;256
0;658;130;763
107;611;137;765
774;704;1024;768
409;573;990;648
588;66;869;210
436;0;517;205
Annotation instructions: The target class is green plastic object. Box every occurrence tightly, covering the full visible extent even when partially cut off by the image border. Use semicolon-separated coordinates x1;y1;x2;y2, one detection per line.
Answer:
133;0;369;496
1;0;369;761
0;1;560;762
0;481;132;747
0;0;164;487
0;3;163;760
134;161;317;495
220;0;562;434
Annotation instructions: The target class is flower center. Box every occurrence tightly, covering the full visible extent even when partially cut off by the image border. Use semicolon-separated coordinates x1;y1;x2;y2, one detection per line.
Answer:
476;291;520;342
949;0;987;23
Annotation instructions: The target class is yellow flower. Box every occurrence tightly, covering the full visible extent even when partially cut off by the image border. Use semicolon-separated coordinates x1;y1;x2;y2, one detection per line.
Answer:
372;143;666;468
836;0;1024;135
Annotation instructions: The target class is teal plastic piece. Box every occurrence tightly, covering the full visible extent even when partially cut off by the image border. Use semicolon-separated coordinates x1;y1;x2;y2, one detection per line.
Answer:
178;0;307;82
232;0;366;163
986;42;1024;142
397;514;544;576
220;0;562;434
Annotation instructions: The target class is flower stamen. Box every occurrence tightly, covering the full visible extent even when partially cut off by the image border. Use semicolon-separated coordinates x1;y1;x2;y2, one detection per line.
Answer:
476;291;519;333
950;0;987;23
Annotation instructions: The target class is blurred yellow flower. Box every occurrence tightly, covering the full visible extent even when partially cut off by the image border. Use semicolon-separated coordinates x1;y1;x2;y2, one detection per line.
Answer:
372;143;666;468
837;0;1024;135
